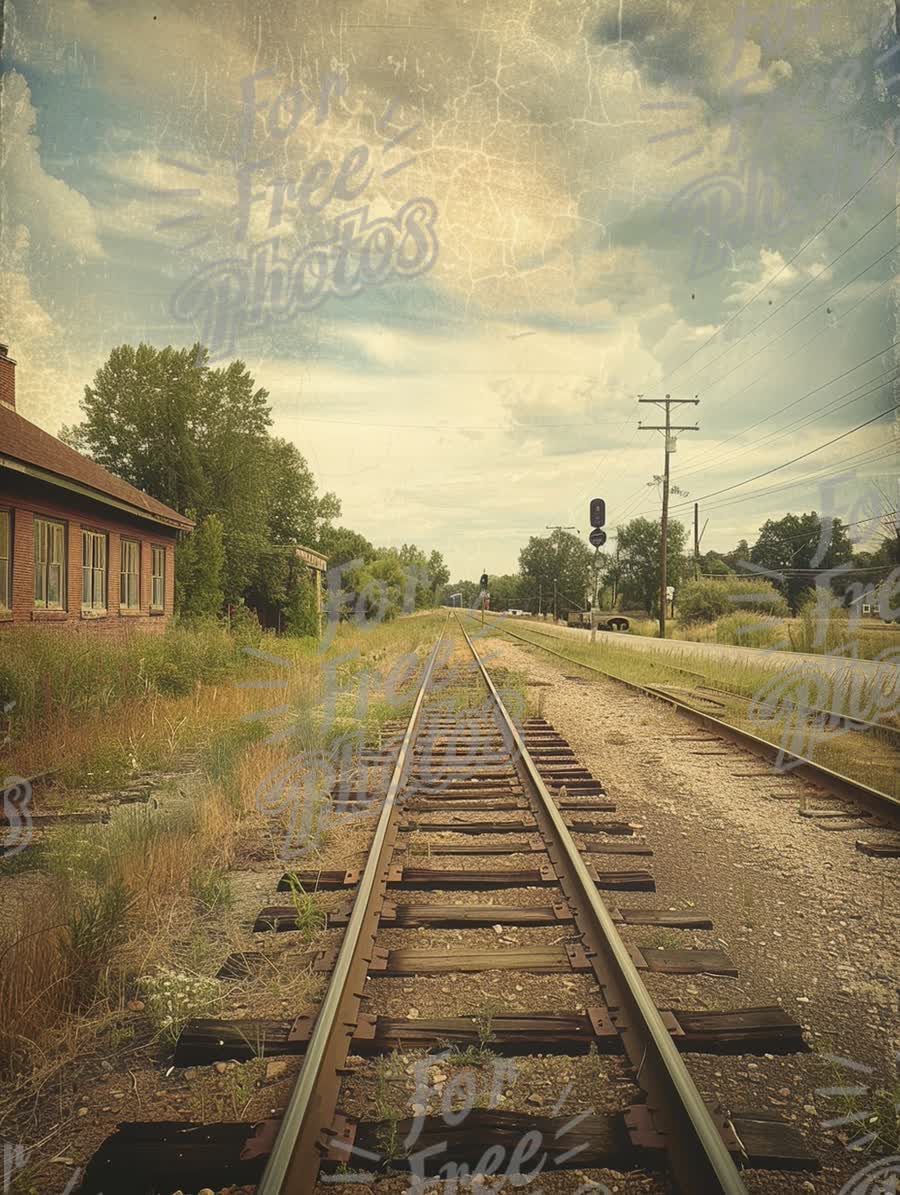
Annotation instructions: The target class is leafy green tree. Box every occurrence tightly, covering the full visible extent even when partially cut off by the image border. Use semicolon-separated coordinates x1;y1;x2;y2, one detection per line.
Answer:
317;526;377;568
62;342;339;622
427;550;450;603
175;514;225;617
700;551;733;575
441;579;481;608
519;530;593;618
749;512;852;610
616;517;688;615
485;573;524;611
721;539;751;570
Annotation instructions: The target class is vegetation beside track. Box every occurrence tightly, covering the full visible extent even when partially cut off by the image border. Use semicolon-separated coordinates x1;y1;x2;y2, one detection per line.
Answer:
0;612;444;1137
474;615;900;800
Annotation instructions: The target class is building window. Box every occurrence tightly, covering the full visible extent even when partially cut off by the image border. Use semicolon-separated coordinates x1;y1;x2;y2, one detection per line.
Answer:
120;539;140;609
34;517;66;609
82;530;108;612
150;545;166;611
0;511;10;611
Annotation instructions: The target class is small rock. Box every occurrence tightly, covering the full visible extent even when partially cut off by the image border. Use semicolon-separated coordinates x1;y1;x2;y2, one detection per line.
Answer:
77;1107;88;1117
801;1183;815;1193
408;1007;420;1019
266;1059;290;1080
214;1061;229;1074
126;1000;145;1012
183;1068;198;1081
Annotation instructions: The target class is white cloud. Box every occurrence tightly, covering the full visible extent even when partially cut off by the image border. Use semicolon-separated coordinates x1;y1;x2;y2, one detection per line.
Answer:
1;70;104;261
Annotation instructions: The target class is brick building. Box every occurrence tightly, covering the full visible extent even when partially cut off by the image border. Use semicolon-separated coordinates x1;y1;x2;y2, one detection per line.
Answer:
0;345;193;637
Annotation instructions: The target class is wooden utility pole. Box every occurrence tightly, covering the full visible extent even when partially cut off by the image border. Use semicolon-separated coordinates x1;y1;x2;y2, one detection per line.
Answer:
694;503;700;580
545;524;577;624
639;395;699;637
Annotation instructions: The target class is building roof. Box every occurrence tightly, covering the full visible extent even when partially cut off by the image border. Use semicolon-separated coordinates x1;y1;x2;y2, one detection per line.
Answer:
0;404;194;531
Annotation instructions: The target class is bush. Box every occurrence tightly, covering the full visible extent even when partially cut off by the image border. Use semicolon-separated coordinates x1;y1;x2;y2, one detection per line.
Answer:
715;612;786;649
677;577;789;624
790;591;851;655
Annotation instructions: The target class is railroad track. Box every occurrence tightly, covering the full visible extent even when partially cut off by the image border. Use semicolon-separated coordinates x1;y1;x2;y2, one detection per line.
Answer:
82;615;816;1194
480;614;900;853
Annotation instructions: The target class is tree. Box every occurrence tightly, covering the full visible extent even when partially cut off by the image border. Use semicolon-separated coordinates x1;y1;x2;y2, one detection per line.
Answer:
616;517;689;615
175;514;225;617
485;573;524;611
317;526;377;568
427;550;450;603
62;342;339;623
749;512;853;610
700;550;733;575
441;579;481;608
721;539;751;570
519;530;593;618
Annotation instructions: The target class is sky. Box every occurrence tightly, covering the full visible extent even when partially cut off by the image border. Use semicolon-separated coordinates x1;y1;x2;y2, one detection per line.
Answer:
1;0;898;580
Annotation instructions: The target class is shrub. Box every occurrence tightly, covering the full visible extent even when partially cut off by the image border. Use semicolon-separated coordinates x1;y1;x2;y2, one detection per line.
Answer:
790;591;851;655
677;577;789;624
715;612;787;649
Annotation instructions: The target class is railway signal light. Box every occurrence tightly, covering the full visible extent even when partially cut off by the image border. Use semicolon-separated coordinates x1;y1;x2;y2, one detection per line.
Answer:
589;497;606;528
589;528;607;548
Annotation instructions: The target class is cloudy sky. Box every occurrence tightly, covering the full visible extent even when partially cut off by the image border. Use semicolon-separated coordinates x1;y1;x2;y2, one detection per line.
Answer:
1;0;898;578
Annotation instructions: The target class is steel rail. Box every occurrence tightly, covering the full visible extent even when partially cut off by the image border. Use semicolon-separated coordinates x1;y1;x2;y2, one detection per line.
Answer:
457;614;750;1194
256;620;449;1195
476;614;900;819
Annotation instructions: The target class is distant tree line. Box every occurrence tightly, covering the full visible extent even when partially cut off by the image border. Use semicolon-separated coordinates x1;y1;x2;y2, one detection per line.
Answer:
442;509;899;618
62;343;449;632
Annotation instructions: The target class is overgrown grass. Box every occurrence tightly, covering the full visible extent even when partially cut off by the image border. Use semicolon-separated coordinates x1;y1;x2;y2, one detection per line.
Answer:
0;611;445;1098
478;615;899;797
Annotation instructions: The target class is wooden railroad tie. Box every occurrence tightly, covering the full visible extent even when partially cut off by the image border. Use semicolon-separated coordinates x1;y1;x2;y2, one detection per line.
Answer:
79;1102;816;1192
173;1005;807;1066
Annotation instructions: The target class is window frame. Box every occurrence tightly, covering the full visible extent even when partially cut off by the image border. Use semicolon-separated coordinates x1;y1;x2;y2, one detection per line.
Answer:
0;509;11;613
120;538;141;611
33;516;67;611
81;528;108;614
150;544;166;612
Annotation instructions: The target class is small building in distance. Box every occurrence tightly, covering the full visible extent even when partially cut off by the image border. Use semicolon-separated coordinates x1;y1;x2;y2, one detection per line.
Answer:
0;344;194;637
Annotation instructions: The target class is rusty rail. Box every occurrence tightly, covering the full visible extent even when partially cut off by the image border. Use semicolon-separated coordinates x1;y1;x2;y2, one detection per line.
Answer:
457;614;750;1195
479;613;900;821
255;621;449;1194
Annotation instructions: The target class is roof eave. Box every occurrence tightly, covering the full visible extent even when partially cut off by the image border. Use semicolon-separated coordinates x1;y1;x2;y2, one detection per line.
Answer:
0;455;194;532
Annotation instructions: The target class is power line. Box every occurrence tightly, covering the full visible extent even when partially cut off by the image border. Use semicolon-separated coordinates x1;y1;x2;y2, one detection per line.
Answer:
675;337;900;479
685;201;900;391
675;271;897;473
692;237;900;397
657;145;898;387
674;364;900;484
626;441;897;524
683;444;899;517
669;408;898;510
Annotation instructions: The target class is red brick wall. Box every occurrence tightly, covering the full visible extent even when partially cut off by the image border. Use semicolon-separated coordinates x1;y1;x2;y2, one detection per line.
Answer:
0;475;179;639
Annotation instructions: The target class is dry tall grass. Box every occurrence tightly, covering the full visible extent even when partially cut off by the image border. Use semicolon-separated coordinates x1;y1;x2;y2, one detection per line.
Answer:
0;612;446;1094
